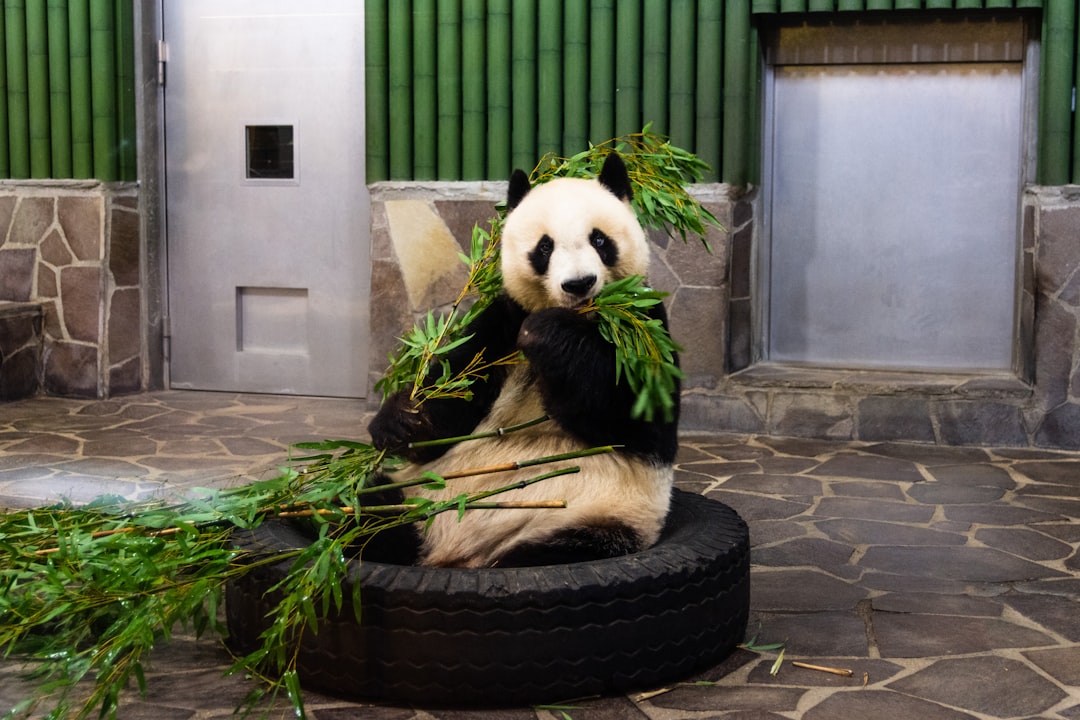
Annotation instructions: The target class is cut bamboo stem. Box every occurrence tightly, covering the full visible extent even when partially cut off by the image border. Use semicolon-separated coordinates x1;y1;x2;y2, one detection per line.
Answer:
409;414;549;449
791;662;854;678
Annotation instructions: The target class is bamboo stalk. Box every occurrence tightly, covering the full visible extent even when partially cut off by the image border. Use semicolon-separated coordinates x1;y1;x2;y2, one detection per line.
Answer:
412;0;436;180
614;0;641;135
721;0;750;185
89;0;117;180
589;0;615;144
695;0;722;182
668;0;696;149
1039;0;1076;184
562;0;588;153
47;0;72;177
536;0;561;156
6;0;30;179
510;0;536;171
364;0;388;182
437;0;461;179
461;0;485;179
387;0;412;180
26;0;50;178
641;0;668;136
486;0;511;178
0;7;8;178
68;0;93;178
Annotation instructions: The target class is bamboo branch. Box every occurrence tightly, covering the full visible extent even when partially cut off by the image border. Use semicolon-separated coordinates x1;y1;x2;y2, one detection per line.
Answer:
275;500;566;518
408;414;550;449
791;662;854;678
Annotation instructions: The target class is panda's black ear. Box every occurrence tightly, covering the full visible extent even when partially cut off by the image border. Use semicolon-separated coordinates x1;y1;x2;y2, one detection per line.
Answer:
598;152;633;202
507;169;531;210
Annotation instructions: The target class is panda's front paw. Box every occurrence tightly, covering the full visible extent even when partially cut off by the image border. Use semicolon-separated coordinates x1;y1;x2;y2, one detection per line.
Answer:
518;307;584;355
367;390;435;459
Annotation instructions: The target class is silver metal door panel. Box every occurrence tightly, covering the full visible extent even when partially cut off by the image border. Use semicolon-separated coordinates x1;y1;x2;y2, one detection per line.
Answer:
767;63;1022;371
165;0;368;396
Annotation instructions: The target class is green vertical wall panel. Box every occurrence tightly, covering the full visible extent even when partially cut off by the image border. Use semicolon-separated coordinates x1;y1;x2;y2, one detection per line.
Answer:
0;8;8;177
437;0;461;178
68;0;92;178
537;0;562;158
642;0;669;136
114;0;135;181
89;0;117;180
487;0;511;177
614;0;641;137
412;0;437;180
668;0;695;150
722;0;751;185
6;1;30;178
696;0;723;181
511;0;537;171
49;0;72;178
563;0;588;153
26;0;50;178
1039;0;1075;184
387;1;413;179
589;0;616;144
365;0;388;182
460;0;485;179
364;0;1080;186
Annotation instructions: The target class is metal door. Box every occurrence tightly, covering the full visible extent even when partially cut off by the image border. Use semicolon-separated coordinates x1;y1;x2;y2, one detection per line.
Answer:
164;0;368;396
765;62;1023;371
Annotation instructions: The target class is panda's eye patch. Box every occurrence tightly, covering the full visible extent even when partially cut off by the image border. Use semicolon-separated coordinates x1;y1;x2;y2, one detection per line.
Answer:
590;229;619;267
529;235;554;275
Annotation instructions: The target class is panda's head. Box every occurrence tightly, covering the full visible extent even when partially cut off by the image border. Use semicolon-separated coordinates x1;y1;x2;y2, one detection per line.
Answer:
500;153;649;313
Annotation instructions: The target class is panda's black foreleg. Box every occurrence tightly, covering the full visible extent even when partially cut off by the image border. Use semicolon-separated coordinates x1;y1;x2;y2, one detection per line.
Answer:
517;305;679;462
492;522;644;567
368;295;528;462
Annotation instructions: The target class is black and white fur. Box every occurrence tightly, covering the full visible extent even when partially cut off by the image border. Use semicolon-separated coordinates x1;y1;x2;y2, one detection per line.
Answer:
368;153;679;568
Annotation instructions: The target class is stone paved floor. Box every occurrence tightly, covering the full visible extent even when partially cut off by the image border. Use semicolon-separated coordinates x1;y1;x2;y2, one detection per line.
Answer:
1;391;1078;720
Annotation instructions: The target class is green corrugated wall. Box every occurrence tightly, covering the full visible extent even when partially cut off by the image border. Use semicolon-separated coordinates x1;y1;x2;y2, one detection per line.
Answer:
0;0;134;181
366;0;1080;186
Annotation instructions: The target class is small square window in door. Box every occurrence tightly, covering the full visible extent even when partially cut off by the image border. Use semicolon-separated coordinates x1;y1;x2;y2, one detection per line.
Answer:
246;125;294;179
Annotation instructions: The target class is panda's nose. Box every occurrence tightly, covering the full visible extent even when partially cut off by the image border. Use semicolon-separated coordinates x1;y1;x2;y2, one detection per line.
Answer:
561;275;597;298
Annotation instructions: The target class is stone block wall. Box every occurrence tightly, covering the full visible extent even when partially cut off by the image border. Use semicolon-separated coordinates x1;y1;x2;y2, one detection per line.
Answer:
370;182;1080;451
0;181;145;399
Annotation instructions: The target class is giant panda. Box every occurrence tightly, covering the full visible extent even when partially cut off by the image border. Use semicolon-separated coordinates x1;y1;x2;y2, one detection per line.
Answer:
367;152;679;568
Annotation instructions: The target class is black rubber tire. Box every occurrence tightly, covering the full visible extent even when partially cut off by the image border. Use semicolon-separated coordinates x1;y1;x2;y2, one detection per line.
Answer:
225;489;750;707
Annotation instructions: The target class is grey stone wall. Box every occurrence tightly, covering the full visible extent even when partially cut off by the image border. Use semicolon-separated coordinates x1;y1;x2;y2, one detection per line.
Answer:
0;181;146;399
370;182;1080;450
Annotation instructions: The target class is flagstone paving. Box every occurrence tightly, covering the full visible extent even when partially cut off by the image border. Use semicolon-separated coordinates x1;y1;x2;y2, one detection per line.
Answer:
1;391;1078;719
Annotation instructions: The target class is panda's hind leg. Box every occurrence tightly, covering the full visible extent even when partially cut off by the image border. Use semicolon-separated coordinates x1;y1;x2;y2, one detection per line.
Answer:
492;522;643;568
